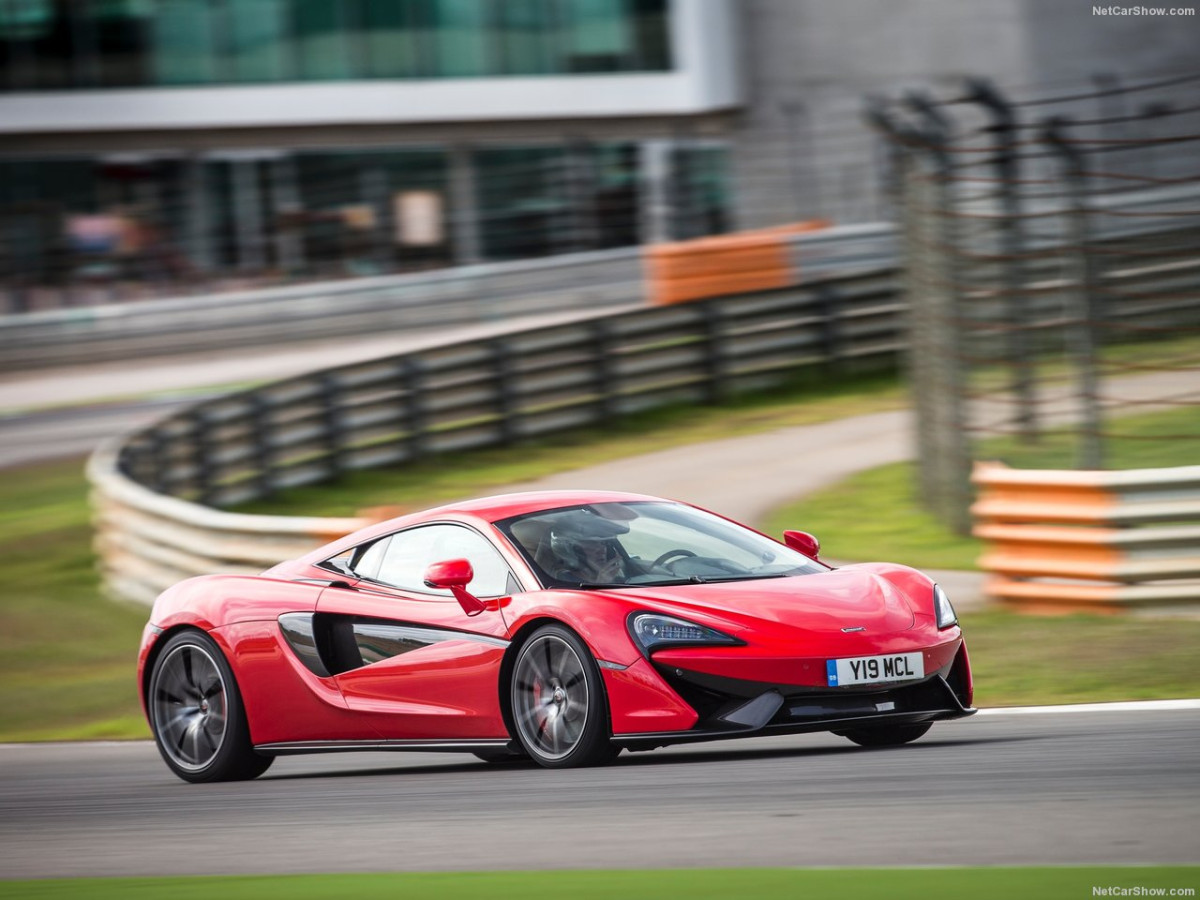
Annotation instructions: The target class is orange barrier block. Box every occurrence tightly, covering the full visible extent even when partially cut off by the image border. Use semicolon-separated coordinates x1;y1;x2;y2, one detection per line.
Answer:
645;221;828;306
971;461;1200;614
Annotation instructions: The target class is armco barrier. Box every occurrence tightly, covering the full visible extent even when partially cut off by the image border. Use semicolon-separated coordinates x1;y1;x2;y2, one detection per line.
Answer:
87;441;371;607
89;269;904;605
971;461;1200;614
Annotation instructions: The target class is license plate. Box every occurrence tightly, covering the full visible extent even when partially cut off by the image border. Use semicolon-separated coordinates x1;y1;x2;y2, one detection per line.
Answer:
827;652;924;687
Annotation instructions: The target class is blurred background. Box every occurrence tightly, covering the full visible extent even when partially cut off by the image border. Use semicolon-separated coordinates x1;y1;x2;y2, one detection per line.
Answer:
0;0;1192;313
1;0;1200;888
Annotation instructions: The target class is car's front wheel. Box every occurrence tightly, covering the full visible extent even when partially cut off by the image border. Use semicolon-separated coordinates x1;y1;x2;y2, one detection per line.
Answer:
148;630;274;783
841;722;932;747
509;624;618;768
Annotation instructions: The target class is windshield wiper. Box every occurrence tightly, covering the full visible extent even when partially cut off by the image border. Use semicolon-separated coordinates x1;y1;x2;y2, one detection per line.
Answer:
707;573;793;582
649;573;795;585
571;577;699;589
571;572;795;589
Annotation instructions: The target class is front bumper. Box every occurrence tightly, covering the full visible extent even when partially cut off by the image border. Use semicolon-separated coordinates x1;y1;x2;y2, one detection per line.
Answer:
611;641;976;751
612;674;975;750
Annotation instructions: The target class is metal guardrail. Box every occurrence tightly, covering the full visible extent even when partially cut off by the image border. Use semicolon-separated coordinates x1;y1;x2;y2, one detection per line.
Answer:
0;224;902;373
0;246;646;372
972;461;1200;614
89;268;903;604
87;443;369;606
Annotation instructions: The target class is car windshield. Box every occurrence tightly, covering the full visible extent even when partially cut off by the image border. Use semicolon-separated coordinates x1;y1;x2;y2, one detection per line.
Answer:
496;501;827;589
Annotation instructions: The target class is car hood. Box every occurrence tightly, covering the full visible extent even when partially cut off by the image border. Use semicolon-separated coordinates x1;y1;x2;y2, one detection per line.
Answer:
607;564;918;635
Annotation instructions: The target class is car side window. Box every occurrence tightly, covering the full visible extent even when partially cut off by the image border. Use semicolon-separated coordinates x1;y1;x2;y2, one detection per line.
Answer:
352;537;390;581
373;524;515;598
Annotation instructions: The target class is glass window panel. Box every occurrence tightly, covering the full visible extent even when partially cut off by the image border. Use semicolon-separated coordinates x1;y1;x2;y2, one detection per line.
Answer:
497;0;555;75
672;145;732;240
476;147;569;260
432;0;488;78
0;0;76;90
294;0;351;80
227;0;291;82
376;524;513;597
630;0;669;70
89;0;154;87
591;142;639;248
560;0;630;72
202;160;238;270
379;149;450;265
295;149;450;276
362;0;417;78
153;0;217;84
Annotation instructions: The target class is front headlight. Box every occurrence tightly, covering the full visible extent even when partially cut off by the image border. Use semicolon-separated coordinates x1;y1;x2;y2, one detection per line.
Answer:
934;583;957;629
628;612;741;653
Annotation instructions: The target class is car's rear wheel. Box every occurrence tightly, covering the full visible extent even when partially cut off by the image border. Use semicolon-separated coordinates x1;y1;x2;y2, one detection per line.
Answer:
148;630;274;783
841;722;932;747
509;624;618;768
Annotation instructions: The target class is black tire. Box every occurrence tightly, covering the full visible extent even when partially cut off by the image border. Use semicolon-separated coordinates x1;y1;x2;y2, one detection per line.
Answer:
509;624;618;769
842;722;932;748
147;630;274;783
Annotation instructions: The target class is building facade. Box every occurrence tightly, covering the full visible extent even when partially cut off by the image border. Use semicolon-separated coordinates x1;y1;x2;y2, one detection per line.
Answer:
0;0;1195;310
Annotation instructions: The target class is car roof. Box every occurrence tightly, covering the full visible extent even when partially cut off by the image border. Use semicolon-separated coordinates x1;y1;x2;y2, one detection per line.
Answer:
275;490;677;577
423;490;671;524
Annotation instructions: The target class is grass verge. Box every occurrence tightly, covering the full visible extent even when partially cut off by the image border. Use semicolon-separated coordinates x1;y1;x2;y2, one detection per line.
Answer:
762;405;1200;572
2;868;1197;900
0;458;148;742
962;609;1200;706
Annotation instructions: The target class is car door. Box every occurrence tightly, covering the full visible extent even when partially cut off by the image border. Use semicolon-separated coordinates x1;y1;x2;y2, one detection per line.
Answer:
315;522;519;740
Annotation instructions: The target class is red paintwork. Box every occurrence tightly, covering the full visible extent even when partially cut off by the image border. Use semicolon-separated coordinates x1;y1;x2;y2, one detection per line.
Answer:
423;558;489;616
137;490;973;752
783;530;821;559
424;558;474;588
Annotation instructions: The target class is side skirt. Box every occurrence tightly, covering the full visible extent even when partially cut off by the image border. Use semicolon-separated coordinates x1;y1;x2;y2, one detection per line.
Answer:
612;707;975;752
254;738;516;755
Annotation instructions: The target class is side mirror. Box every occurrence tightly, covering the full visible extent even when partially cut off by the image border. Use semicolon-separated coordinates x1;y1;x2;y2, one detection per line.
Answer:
424;558;487;617
783;530;821;560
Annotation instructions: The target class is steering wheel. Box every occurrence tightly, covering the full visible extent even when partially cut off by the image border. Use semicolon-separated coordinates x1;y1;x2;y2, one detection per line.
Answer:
652;548;698;570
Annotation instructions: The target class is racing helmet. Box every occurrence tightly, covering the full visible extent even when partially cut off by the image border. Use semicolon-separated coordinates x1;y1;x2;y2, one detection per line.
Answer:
548;510;629;572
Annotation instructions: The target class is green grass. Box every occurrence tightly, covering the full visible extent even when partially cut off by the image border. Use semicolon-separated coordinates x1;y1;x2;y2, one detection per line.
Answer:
1;869;1196;900
234;367;905;517
762;405;1200;572
0;458;149;742
963;609;1200;707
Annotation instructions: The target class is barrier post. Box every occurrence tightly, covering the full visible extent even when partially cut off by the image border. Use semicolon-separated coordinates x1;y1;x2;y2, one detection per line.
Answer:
907;90;972;535
491;338;518;445
964;77;1039;442
398;358;428;460
1042;116;1104;470
318;373;344;478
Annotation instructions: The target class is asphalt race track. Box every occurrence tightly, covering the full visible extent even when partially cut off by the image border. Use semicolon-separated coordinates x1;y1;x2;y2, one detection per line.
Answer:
0;706;1196;878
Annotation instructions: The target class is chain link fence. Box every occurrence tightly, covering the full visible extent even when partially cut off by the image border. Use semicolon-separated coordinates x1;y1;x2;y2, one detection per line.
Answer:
868;70;1200;533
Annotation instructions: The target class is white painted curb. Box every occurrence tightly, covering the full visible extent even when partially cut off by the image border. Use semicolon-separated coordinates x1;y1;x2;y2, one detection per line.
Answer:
977;698;1200;716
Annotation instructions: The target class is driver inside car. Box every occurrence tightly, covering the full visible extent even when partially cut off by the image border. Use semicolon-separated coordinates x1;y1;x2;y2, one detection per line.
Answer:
549;514;632;584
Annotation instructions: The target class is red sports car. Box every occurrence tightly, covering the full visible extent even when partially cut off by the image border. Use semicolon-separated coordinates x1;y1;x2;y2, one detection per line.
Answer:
138;491;974;782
